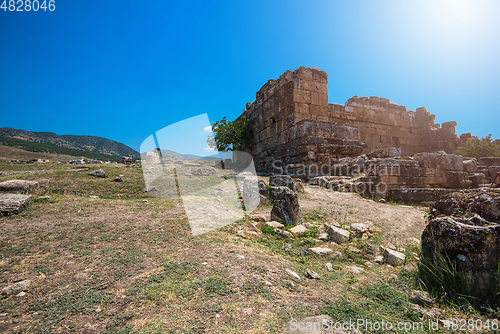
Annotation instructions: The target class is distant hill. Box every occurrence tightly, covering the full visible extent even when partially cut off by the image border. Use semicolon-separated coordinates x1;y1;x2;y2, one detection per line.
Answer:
0;136;123;162
158;150;221;160
0;128;139;157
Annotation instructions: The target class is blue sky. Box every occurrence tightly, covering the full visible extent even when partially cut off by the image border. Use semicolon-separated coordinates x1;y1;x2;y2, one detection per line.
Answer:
1;0;499;155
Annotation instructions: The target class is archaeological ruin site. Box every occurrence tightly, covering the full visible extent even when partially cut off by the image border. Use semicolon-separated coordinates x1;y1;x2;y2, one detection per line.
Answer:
238;67;500;198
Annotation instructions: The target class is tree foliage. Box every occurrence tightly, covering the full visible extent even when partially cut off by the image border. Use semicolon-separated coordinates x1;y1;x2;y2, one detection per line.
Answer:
207;116;253;152
453;134;500;159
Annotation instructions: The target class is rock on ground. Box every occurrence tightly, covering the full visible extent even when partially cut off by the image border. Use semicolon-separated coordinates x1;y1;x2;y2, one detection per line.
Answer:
0;179;49;195
1;279;31;295
269;175;298;192
327;225;350;243
0;194;33;215
89;169;106;178
270;186;303;226
308;247;333;256
383;248;406;266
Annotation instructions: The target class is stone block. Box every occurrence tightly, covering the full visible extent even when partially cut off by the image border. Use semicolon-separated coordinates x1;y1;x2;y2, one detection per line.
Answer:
463;159;478;173
383;248;406;266
294;89;311;104
327;225;350;243
0;194;32;215
0;179;49;195
389;188;454;204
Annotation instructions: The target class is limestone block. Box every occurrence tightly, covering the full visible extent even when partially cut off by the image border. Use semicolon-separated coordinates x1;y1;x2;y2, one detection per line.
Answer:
0;179;49;195
383;248;406;266
463;159;478;173
294;89;311;104
0;194;32;215
312;69;328;83
327;225;350;243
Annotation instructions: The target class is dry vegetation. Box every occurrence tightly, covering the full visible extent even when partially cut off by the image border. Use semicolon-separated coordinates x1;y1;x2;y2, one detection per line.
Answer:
0;160;494;333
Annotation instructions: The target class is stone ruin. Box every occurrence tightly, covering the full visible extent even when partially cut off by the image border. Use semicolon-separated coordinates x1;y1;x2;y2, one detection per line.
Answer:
306;148;500;201
232;67;499;200
239;66;462;175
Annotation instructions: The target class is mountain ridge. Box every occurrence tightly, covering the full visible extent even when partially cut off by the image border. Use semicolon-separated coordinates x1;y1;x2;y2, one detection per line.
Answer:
0;128;139;157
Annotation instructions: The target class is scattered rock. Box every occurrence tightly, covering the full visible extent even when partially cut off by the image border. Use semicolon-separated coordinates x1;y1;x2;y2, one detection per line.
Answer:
347;246;361;255
350;222;368;234
144;186;157;192
410;290;434;307
290;225;307;234
407;237;420;246
374;256;384;264
38;195;51;200
88;169;106;178
1;279;31;295
89;196;99;199
15;292;26;297
346;266;364;274
387;274;398;282
265;221;284;229
324;263;333;271
249;214;266;222
367;244;378;255
327;225;350;244
383;248;406;266
332;251;343;260
74;273;89;280
318;233;329;241
0;194;32;215
285;269;300;280
274;228;293;238
308;247;333;256
378;198;386;203
305;269;321;279
114;175;124;182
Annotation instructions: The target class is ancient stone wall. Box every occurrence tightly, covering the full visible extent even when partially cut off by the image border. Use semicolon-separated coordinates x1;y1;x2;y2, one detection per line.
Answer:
241;67;460;172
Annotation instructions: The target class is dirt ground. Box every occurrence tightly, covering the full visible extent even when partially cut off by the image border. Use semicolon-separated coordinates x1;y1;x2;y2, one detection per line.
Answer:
0;162;484;333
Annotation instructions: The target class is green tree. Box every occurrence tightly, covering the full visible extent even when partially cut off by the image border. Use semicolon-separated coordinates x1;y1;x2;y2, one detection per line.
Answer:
453;134;500;158
207;116;253;152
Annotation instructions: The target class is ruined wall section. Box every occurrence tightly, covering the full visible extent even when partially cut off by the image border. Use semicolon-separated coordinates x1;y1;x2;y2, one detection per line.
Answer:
242;67;364;171
241;67;460;172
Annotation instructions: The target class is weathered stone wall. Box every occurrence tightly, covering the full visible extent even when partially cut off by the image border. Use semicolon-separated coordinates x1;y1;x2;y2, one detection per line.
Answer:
241;67;460;171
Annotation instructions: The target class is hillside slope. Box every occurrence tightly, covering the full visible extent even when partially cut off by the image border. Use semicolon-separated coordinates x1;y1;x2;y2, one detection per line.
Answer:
0;128;139;157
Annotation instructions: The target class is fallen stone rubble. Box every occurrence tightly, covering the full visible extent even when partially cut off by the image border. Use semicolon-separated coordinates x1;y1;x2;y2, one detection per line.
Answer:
305;148;498;203
421;188;500;299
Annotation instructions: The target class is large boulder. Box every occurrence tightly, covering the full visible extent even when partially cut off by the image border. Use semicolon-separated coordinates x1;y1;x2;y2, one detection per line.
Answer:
422;189;500;298
269;186;303;226
421;216;500;294
0;194;33;215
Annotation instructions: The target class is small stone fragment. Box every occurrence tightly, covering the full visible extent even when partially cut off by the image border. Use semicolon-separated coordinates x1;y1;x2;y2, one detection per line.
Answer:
285;269;300;280
1;279;31;295
305;269;321;279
